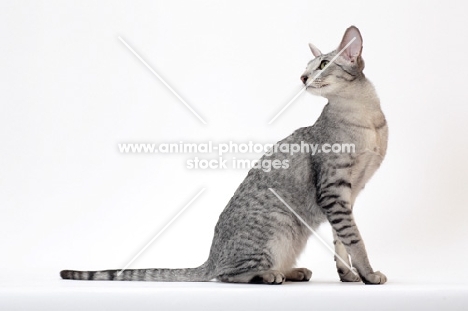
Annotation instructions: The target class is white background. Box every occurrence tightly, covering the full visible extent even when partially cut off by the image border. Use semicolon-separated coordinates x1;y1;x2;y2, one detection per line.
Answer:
1;0;468;309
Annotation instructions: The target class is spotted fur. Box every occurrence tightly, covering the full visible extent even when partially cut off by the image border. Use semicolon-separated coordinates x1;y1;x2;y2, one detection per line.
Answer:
61;26;387;285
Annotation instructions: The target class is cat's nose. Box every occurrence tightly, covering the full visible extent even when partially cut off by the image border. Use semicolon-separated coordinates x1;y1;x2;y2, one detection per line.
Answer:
301;75;308;84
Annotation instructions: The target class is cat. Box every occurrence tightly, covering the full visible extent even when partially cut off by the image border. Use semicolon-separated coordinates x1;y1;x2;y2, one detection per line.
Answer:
61;26;388;285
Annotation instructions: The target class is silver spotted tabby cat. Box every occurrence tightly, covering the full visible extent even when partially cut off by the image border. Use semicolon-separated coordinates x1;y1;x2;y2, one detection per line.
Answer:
61;26;388;285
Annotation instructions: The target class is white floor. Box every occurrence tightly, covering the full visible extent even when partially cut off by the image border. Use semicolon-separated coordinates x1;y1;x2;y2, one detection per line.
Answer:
1;270;467;311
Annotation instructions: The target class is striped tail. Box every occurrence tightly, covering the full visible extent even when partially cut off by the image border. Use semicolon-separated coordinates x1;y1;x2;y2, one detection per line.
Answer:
60;263;213;282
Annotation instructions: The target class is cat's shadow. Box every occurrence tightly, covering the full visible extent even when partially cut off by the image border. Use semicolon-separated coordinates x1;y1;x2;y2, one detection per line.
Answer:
212;279;362;287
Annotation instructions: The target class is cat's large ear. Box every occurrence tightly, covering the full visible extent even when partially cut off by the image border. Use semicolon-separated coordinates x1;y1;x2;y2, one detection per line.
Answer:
308;43;322;58
338;26;363;62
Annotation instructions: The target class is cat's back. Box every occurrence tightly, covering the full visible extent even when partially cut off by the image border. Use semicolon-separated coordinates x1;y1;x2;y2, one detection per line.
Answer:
212;126;320;233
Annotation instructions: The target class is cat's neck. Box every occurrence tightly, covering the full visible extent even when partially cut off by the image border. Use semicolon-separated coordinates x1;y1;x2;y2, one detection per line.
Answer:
328;78;379;107
327;77;381;113
324;78;385;127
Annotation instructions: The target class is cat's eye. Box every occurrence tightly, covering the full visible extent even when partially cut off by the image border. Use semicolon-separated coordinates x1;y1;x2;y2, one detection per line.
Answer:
318;60;329;70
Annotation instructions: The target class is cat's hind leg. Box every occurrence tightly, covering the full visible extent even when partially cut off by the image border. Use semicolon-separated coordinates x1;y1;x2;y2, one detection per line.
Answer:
284;268;312;282
218;270;286;285
219;268;311;284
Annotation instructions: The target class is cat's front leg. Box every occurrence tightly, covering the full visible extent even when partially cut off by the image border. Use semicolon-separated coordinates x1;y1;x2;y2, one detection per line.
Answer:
317;192;386;284
332;230;361;282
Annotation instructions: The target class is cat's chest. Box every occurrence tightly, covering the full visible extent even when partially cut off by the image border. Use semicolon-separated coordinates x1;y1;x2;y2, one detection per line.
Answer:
344;108;388;157
360;124;387;157
349;122;388;190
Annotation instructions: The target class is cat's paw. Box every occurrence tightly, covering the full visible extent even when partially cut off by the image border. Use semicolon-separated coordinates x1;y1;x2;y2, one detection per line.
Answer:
338;268;361;282
285;268;312;282
362;271;387;285
251;271;285;285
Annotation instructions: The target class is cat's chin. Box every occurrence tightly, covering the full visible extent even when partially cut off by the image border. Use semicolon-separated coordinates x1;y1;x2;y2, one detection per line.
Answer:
306;84;329;90
306;84;330;96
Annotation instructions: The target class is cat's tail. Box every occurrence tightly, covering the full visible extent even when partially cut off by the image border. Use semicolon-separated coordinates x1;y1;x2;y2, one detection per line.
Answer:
60;262;214;282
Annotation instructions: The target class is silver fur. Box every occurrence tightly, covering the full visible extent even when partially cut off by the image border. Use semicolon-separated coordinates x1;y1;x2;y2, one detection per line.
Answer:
61;26;388;285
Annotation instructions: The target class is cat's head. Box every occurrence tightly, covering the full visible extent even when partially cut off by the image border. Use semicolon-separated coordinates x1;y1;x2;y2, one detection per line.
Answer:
301;26;365;98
